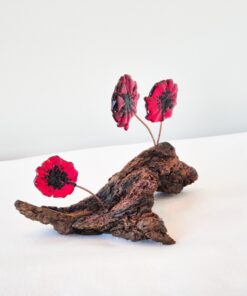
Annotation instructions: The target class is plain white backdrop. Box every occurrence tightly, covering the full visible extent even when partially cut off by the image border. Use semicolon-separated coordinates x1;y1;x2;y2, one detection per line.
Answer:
0;0;246;160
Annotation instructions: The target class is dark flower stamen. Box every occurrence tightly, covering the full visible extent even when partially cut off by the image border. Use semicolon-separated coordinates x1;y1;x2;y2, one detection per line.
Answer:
159;90;174;116
34;155;104;207
34;156;78;198
145;79;177;123
121;93;135;115
45;165;69;189
111;74;139;130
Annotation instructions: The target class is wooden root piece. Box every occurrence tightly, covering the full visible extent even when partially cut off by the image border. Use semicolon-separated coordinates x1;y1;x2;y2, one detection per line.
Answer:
15;142;198;245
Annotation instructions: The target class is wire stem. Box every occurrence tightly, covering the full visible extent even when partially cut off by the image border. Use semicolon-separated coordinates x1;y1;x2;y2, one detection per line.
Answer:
156;122;163;145
134;114;156;146
75;184;105;209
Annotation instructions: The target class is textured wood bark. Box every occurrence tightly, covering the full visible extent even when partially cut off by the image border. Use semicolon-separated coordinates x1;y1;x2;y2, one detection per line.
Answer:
15;142;198;245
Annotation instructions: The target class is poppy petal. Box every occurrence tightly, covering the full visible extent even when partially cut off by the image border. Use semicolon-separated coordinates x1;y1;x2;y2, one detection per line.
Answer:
34;155;78;198
111;74;139;130
145;79;178;122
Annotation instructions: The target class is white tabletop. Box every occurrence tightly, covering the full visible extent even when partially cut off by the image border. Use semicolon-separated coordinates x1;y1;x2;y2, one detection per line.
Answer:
0;133;247;296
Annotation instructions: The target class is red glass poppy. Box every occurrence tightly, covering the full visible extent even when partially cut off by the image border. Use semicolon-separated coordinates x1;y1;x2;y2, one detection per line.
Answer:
145;79;178;122
34;156;78;198
111;74;139;130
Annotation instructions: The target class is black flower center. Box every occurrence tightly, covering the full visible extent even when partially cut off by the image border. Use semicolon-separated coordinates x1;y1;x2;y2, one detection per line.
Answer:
159;91;174;115
46;165;69;189
121;93;135;114
112;92;135;116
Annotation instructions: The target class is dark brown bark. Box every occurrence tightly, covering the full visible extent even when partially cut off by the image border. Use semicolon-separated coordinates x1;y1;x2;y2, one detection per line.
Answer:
15;142;198;245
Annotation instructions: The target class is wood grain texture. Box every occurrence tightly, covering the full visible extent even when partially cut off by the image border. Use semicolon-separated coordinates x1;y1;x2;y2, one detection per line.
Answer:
15;142;198;244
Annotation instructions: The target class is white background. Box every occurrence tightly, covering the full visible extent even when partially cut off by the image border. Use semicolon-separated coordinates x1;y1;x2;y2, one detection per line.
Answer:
0;0;247;160
1;133;247;295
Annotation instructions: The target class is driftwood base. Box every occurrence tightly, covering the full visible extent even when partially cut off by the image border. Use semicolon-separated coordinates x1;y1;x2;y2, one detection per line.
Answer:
15;142;198;245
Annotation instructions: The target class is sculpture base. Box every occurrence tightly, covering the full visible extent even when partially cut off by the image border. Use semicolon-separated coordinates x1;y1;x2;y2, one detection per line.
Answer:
15;142;198;245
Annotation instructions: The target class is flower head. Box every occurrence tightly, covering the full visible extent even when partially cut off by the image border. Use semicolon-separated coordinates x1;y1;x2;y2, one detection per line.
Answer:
145;79;178;122
111;74;139;130
34;156;78;198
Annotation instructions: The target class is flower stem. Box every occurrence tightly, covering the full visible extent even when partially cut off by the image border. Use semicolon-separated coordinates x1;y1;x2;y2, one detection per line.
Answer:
134;114;156;146
157;122;163;145
75;184;105;209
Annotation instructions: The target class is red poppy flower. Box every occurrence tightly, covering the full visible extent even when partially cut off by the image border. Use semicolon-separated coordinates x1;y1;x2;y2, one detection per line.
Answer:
34;156;78;198
145;79;178;122
111;74;139;130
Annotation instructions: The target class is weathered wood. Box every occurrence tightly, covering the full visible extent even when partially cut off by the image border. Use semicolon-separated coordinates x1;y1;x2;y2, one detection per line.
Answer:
15;142;198;244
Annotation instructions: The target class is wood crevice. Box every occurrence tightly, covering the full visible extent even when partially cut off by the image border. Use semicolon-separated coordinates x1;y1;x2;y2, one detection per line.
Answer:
15;142;198;245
